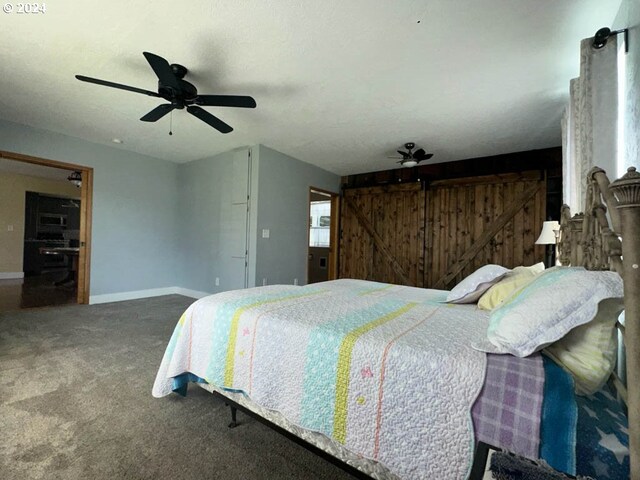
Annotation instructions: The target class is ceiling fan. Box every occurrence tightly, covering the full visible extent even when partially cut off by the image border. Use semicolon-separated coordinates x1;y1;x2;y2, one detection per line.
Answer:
388;142;434;167
75;52;256;134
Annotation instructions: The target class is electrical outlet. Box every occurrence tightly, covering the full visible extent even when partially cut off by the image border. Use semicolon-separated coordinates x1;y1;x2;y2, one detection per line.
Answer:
215;277;220;286
262;229;270;239
293;278;298;286
262;278;267;286
7;225;13;232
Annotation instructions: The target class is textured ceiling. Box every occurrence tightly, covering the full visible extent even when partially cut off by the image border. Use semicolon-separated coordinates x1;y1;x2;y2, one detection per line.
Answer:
0;0;622;175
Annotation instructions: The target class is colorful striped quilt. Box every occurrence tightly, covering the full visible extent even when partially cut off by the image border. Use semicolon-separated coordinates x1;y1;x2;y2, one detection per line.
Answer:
152;279;491;479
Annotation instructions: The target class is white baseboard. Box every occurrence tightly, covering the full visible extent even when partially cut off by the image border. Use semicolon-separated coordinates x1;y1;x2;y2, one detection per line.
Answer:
0;272;24;280
174;287;212;299
89;286;212;305
89;287;178;305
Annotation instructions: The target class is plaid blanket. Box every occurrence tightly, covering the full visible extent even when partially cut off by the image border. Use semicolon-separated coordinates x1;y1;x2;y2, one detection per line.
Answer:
473;353;545;459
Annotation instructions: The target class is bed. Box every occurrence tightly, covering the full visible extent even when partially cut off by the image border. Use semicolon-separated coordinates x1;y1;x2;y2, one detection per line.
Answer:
152;166;639;479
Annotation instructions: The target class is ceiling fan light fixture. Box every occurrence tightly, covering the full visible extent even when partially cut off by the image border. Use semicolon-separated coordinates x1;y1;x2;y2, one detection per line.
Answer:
388;142;433;167
67;171;82;188
401;159;418;168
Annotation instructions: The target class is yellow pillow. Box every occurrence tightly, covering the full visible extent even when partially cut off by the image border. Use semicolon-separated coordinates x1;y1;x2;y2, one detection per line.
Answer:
477;262;545;310
544;298;624;395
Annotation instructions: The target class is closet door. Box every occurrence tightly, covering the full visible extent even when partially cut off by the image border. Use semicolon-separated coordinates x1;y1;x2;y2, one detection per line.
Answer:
226;149;251;289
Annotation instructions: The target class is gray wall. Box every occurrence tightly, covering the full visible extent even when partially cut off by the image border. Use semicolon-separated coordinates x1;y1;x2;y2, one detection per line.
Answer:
177;151;227;294
614;0;640;177
0;119;179;296
176;147;257;294
0;119;341;298
254;145;340;286
177;144;340;292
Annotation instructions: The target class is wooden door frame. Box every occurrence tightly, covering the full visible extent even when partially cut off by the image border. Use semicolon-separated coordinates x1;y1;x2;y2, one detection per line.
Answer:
0;150;93;304
307;187;340;283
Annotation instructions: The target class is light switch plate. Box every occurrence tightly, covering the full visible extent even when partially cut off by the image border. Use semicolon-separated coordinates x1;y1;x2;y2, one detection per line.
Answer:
262;229;270;239
7;225;13;232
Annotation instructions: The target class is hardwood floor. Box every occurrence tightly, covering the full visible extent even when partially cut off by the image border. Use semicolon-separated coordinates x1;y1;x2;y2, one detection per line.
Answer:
0;271;76;312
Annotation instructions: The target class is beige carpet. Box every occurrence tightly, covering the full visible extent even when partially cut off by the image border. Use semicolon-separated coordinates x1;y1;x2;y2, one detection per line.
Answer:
0;295;350;479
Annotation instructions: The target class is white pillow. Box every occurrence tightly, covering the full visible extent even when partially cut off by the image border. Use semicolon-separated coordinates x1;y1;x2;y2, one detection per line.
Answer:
445;264;510;304
484;267;623;357
477;262;545;310
544;298;624;395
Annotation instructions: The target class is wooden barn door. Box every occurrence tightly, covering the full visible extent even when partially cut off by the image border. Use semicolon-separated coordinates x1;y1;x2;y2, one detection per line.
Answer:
339;184;425;287
425;172;546;290
338;172;546;289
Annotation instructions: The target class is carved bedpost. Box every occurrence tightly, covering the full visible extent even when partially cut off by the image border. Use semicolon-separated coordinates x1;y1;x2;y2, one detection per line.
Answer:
587;168;624;273
590;166;623;233
569;213;584;266
609;166;640;480
558;205;572;266
558;206;587;268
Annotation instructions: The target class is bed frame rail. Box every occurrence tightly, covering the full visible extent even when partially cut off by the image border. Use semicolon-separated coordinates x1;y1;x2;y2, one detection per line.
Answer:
558;166;640;479
215;392;373;479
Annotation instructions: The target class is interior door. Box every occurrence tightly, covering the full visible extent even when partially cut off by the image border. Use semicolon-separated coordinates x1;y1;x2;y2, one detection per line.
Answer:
227;149;251;289
308;188;339;284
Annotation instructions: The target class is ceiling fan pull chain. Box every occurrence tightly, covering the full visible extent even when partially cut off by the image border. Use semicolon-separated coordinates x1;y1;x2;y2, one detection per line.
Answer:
169;110;173;136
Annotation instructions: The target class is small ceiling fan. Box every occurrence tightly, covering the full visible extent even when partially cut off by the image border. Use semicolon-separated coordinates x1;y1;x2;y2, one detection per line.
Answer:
388;142;434;167
75;52;256;134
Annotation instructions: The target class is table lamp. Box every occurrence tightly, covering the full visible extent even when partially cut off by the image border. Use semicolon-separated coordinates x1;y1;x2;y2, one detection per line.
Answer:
535;220;560;268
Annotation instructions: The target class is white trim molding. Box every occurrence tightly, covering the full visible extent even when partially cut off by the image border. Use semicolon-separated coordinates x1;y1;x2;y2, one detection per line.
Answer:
89;286;212;305
174;287;212;299
89;287;177;305
0;272;24;279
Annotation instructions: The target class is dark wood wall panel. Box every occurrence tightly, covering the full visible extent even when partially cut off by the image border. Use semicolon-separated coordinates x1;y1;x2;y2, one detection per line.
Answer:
339;173;547;290
424;174;546;289
340;184;425;287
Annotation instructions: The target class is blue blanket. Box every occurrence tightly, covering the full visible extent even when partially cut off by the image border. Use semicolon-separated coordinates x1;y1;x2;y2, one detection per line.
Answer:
540;356;578;474
539;356;629;479
575;384;630;479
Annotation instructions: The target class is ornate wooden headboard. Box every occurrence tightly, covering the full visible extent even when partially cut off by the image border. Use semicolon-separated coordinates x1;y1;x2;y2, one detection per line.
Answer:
557;166;640;479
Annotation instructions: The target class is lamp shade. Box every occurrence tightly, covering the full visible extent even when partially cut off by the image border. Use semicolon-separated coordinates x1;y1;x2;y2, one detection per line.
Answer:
535;220;560;245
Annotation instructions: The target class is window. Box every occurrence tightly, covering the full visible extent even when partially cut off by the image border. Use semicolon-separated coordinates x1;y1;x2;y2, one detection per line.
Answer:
309;200;330;247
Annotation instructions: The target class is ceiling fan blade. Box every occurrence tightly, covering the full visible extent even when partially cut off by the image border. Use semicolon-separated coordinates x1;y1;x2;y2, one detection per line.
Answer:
140;104;175;122
196;95;257;108
397;150;410;159
75;75;160;97
143;52;181;90
417;153;434;161
413;148;426;158
187;106;233;134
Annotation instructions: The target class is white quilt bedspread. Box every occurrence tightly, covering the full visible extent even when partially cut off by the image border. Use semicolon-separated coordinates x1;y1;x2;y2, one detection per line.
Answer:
153;279;489;479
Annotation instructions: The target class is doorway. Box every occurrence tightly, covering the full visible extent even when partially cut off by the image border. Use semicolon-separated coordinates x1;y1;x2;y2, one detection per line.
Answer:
0;150;93;310
307;188;339;284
